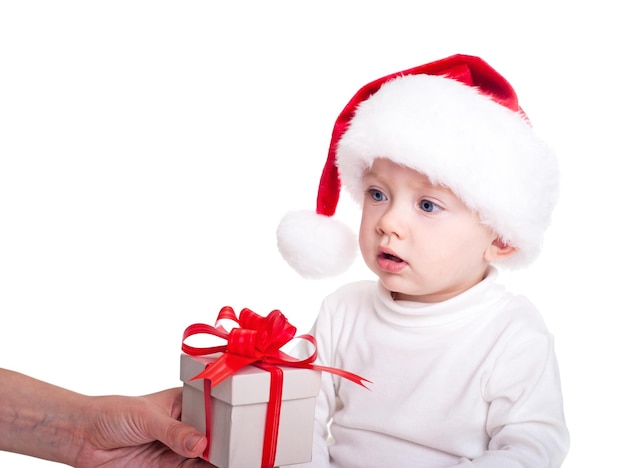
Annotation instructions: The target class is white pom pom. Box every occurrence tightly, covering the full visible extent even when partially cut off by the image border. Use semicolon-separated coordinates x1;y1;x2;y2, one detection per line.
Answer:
277;210;357;279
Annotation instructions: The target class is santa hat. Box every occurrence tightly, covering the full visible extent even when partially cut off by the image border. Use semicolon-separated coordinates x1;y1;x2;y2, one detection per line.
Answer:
277;54;558;278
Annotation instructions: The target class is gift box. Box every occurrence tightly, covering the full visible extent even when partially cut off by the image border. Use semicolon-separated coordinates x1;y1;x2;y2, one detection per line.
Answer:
180;352;322;468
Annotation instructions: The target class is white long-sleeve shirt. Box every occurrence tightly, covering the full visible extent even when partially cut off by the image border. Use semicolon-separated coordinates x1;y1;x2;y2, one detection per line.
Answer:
286;268;569;467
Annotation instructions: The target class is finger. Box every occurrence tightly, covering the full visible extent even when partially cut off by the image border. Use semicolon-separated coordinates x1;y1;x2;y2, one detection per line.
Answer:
144;387;183;417
181;459;217;467
140;388;207;459
152;413;207;458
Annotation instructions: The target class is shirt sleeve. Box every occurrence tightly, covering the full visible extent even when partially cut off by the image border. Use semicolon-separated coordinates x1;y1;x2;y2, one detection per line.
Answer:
451;333;569;467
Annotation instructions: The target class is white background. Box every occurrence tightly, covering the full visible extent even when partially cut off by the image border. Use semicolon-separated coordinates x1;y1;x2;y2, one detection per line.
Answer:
1;2;624;466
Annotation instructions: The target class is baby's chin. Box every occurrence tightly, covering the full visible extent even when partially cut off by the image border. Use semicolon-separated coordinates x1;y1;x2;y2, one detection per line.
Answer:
380;279;448;303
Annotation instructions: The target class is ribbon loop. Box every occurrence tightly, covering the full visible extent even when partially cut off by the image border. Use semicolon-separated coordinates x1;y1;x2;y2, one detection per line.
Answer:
227;328;259;357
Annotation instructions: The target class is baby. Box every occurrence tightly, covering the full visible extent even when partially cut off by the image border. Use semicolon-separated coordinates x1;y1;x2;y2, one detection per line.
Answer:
277;54;569;467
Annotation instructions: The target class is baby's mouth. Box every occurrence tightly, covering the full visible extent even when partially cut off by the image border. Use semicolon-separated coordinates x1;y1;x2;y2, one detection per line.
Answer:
380;252;404;263
377;248;407;273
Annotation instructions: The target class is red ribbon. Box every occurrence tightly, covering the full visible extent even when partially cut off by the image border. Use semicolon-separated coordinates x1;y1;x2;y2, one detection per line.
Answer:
182;306;369;467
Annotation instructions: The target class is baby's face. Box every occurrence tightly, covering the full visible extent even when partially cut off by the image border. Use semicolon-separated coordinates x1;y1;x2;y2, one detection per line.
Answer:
358;158;498;303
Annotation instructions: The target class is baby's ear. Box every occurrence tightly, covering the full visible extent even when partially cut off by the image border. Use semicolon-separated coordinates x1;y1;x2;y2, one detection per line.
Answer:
485;238;517;262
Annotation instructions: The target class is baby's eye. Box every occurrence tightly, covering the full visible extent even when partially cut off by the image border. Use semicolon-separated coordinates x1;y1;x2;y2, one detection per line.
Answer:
367;188;387;202
419;199;442;213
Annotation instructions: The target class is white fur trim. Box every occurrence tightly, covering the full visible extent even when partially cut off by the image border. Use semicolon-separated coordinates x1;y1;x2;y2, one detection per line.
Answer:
336;74;559;268
277;210;357;278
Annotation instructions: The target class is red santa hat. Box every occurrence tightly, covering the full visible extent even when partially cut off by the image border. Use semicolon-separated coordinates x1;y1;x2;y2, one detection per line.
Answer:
277;54;559;278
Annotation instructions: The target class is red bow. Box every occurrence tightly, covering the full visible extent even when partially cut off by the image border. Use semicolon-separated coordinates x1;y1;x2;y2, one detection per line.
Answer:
182;306;370;388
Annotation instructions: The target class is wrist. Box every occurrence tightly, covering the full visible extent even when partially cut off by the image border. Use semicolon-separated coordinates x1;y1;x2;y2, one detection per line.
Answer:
0;369;89;465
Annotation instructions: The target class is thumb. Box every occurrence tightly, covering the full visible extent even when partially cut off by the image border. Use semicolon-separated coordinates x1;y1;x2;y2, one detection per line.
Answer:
156;417;208;458
142;388;208;458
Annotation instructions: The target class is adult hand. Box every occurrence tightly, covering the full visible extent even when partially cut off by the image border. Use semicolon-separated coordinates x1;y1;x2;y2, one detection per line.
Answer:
74;387;210;467
0;369;212;467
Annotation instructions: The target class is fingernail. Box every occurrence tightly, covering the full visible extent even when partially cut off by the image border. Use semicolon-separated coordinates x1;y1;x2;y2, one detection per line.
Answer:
185;433;204;452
